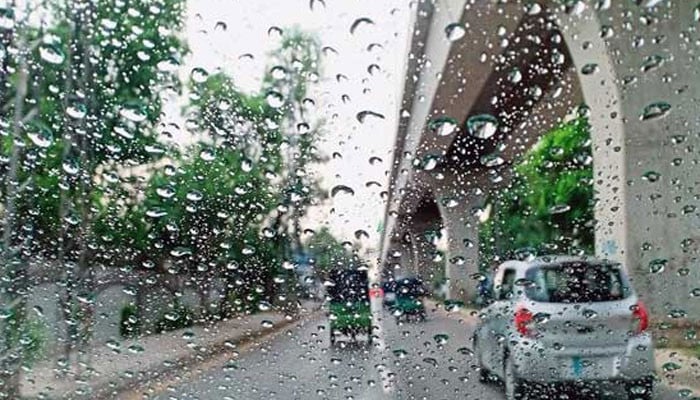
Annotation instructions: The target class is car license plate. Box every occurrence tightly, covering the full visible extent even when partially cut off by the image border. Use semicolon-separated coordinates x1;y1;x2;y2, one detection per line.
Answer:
571;356;585;377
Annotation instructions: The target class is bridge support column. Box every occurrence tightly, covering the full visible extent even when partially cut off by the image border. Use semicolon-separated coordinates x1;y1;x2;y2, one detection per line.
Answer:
437;194;481;303
407;222;439;282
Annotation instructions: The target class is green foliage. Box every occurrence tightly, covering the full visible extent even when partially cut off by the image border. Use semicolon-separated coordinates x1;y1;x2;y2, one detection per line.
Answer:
481;116;594;265
119;304;140;338
3;311;46;365
2;0;189;255
305;227;353;278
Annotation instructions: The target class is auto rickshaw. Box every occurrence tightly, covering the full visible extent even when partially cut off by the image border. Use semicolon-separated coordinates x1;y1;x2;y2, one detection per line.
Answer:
390;277;427;323
326;268;372;346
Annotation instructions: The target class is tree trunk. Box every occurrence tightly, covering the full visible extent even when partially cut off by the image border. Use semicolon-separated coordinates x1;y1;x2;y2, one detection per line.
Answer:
0;15;29;397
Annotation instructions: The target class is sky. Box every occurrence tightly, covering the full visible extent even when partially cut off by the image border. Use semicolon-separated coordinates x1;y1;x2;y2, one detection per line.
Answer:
163;0;413;254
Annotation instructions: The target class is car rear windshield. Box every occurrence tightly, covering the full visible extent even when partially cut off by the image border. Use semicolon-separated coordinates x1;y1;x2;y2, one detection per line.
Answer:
525;262;629;303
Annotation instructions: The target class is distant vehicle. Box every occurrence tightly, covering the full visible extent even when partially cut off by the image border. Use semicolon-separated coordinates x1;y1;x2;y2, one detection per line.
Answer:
389;277;427;323
326;269;372;346
473;256;654;400
382;280;397;309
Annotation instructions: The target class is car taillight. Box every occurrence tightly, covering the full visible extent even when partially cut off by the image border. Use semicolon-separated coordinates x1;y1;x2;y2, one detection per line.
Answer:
514;307;534;337
631;301;649;334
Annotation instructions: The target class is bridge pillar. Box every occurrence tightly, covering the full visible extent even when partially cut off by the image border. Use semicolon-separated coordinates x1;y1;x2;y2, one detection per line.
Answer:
436;193;481;303
407;221;440;281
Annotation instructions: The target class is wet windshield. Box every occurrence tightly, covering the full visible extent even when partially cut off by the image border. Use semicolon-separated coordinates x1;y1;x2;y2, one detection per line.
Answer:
0;1;697;399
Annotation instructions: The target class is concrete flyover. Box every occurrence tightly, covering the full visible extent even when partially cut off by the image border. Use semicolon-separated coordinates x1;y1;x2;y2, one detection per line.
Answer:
379;0;700;320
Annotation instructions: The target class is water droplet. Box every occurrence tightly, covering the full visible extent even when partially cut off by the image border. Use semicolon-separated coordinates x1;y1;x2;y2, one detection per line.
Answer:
354;230;369;240
433;333;449;345
127;344;144;354
393;349;408;358
641;54;665;73
649;259;667;274
534;312;551;324
32;305;44;317
423;357;438;367
428;117;458;137
270;65;287;80
261;320;274;328
62;160;79;175
466;114;499;139
356;110;384;123
480;153;504;167
642;171;660;182
119;103;148;123
527;2;542;15
191;67;209;84
241;158;253;172
266;91;284;108
640;101;671;121
662;361;681;372
444;23;465;41
350;17;374;34
156;185;175;199
581;63;599;75
186;190;203;202
66;102;87;120
214;21;227;31
157;57;180;72
258;301;272;312
330;185;355;197
268;26;283;38
508;68;522;83
199;148;216;161
39;44;65;65
420;155;440;170
146;208;167;218
27;125;53;148
549;204;571;214
0;8;15;30
217;99;231;111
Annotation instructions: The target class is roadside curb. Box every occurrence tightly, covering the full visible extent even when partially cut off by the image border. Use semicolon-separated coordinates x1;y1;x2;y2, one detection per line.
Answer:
22;304;322;400
102;307;323;400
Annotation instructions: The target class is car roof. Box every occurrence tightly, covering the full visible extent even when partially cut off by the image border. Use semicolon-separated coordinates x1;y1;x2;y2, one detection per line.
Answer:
497;255;621;272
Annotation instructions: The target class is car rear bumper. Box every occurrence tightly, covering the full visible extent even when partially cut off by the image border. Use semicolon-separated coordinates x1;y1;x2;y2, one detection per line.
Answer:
511;333;654;383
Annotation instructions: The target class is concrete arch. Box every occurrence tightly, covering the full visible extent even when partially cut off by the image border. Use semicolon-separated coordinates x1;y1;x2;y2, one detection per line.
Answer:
382;1;628;303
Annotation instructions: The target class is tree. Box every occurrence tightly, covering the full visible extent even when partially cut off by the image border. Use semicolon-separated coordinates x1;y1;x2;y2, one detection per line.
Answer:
0;0;188;380
480;115;594;267
262;29;324;258
305;227;354;279
0;2;36;394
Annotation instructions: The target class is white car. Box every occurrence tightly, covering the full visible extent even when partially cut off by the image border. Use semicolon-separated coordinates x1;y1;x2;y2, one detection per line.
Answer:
473;256;655;400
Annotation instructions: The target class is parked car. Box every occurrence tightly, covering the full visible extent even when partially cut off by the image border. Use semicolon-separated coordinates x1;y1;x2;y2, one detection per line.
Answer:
473;256;654;400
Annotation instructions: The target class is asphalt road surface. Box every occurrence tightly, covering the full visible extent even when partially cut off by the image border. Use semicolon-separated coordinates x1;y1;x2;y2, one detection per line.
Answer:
146;305;684;400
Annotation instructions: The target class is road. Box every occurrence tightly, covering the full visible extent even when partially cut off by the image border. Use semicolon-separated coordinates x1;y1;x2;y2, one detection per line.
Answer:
144;305;683;400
